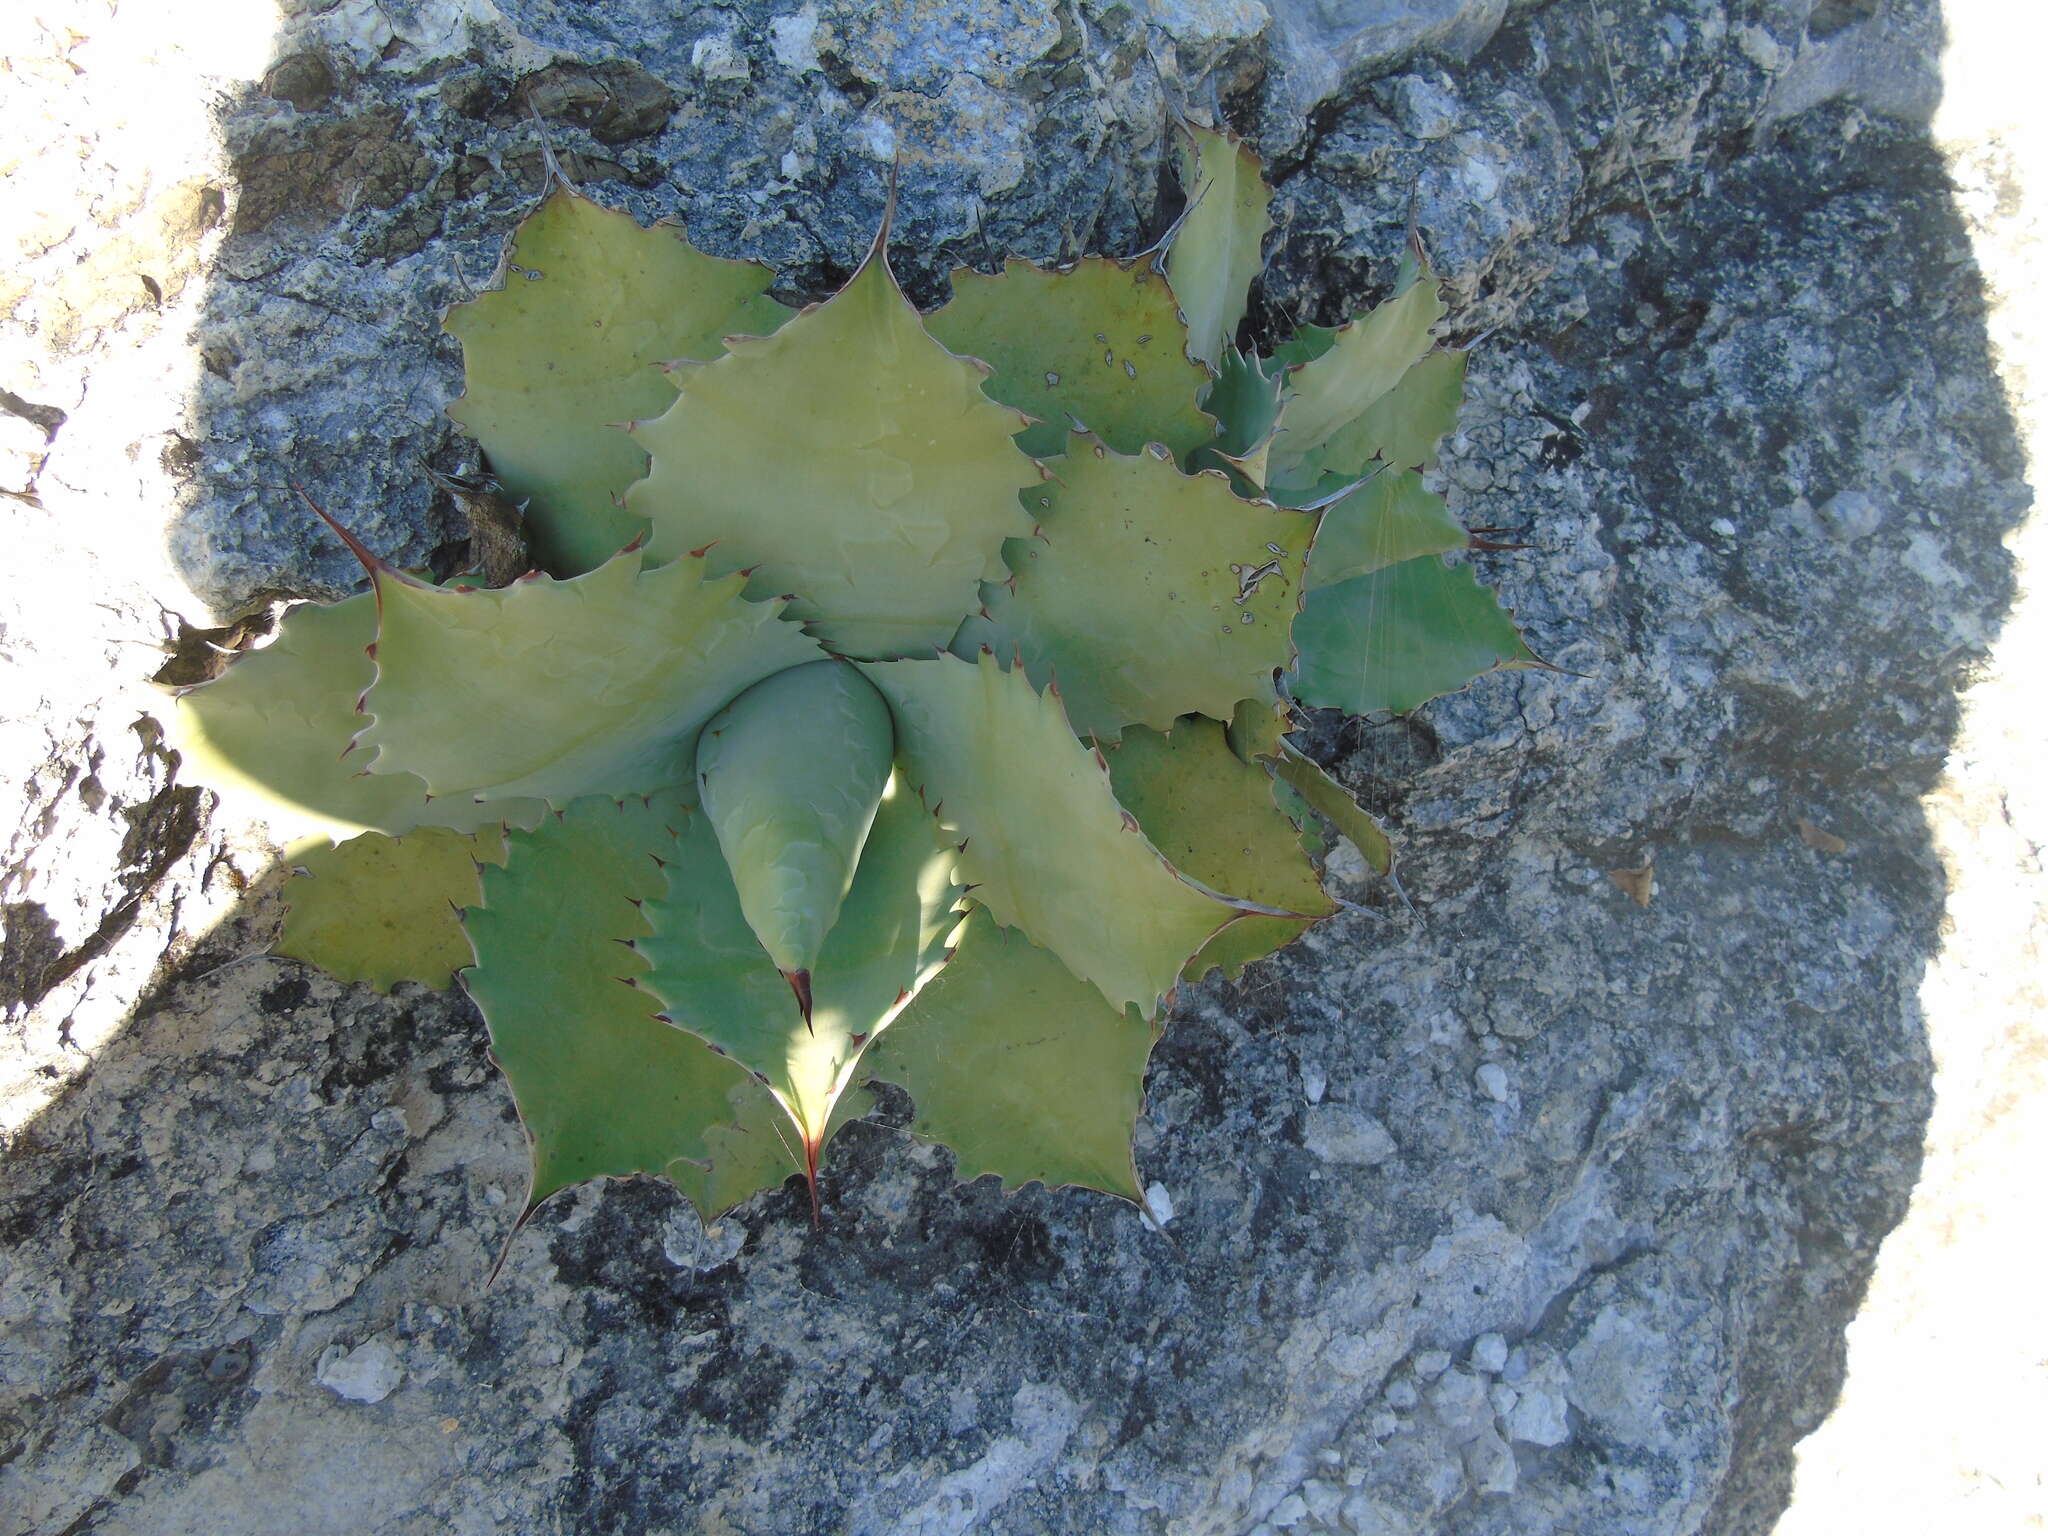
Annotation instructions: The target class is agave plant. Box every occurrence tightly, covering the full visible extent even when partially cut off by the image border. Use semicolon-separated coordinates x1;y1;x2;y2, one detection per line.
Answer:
165;127;1538;1230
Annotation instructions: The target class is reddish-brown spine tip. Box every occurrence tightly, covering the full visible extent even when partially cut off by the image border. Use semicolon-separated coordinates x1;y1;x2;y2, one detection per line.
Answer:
291;480;384;578
784;968;814;1033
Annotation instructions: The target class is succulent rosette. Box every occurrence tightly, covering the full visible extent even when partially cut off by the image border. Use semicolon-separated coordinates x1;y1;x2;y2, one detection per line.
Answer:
165;128;1537;1227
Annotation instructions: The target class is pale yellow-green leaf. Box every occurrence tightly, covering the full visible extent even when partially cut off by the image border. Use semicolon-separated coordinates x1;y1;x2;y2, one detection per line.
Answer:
355;548;821;804
275;825;505;992
445;184;789;575
165;595;543;845
1270;741;1393;876
953;437;1314;742
1268;278;1446;485
1107;720;1335;980
1318;347;1467;475
863;907;1153;1199
628;242;1039;659
1167;125;1273;369
860;651;1264;1014
924;255;1215;460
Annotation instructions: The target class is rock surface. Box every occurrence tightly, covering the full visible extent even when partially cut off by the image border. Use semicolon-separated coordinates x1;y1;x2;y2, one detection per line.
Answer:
2;1;2033;1534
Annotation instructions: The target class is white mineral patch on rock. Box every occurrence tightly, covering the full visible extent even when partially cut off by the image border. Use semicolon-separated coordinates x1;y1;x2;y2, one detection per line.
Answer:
1301;1104;1396;1166
317;1337;404;1404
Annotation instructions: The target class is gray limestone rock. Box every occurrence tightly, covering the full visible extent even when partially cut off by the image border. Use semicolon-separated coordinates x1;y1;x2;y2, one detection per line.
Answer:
2;0;2028;1533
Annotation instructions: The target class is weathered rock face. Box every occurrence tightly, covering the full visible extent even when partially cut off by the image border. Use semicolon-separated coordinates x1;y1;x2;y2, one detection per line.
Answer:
1;1;2027;1533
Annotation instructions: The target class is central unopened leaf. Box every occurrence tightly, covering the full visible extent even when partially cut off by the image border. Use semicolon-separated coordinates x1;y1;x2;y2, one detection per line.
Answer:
445;185;790;575
695;660;895;983
953;438;1314;742
925;255;1214;461
638;778;959;1154
628;241;1039;659
861;651;1264;1014
355;548;821;804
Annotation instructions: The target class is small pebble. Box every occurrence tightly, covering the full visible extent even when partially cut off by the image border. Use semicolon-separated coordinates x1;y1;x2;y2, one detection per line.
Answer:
1820;488;1886;541
1471;1332;1509;1373
1709;517;1738;538
1475;1063;1510;1102
1489;1383;1520;1419
1269;1492;1309;1527
1413;1349;1452;1381
1385;1378;1419;1410
1140;1181;1176;1230
1506;1386;1571;1447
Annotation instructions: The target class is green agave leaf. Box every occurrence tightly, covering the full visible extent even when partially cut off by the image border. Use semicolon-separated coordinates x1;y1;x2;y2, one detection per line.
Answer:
1194;345;1288;487
638;775;959;1170
1320;347;1467;475
628;228;1039;660
464;792;797;1216
952;437;1314;743
1288;554;1539;718
276;825;504;992
1271;740;1392;876
1307;468;1467;589
1270;773;1331;858
862;907;1153;1199
696;660;895;983
924;254;1215;461
1106;720;1335;981
1227;692;1292;764
1267;321;1339;371
1268;276;1446;486
165;594;544;845
355;546;821;804
860;651;1273;1014
1167;124;1273;370
445;183;790;576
